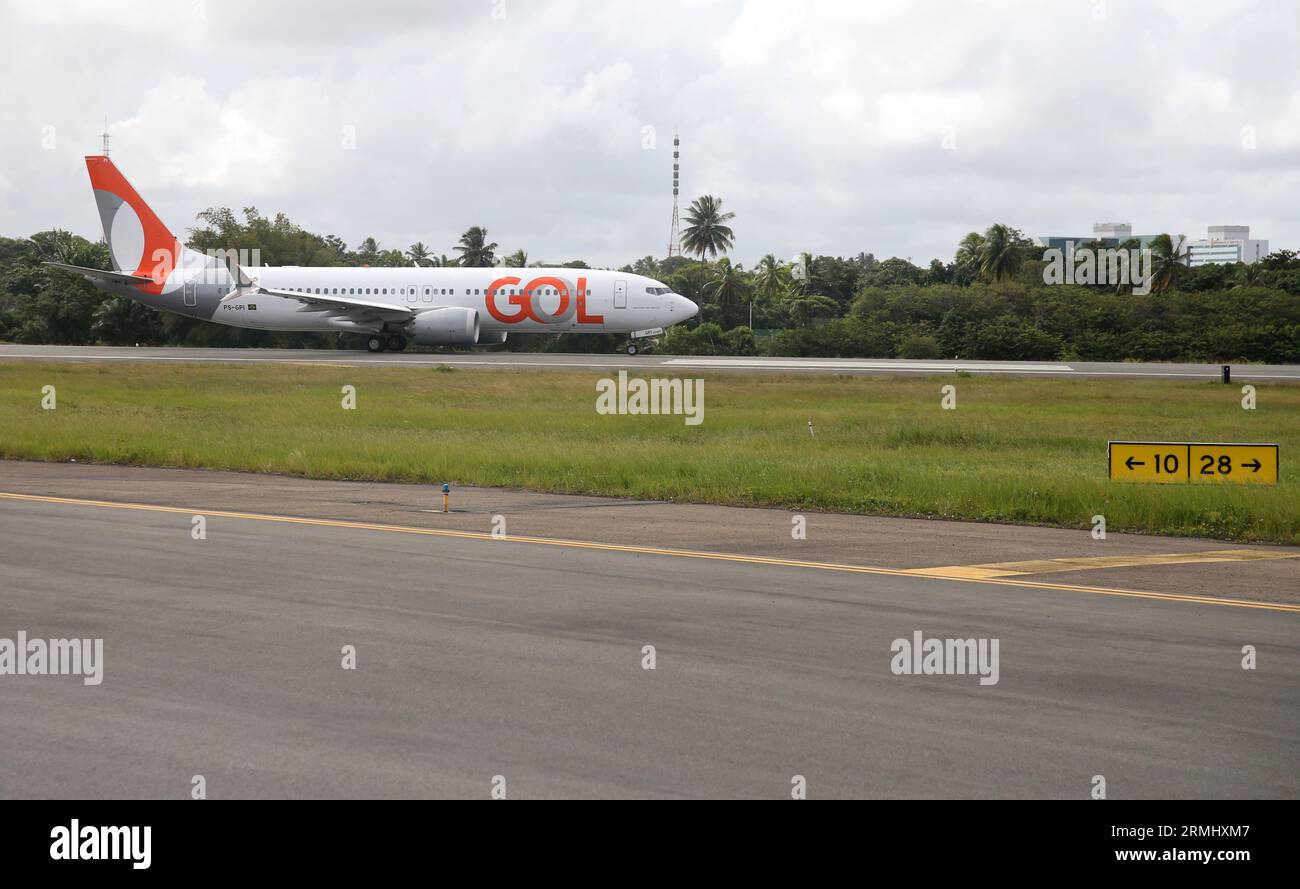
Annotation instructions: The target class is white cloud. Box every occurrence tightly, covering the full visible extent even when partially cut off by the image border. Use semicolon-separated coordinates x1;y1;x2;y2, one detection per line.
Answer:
1;0;1296;266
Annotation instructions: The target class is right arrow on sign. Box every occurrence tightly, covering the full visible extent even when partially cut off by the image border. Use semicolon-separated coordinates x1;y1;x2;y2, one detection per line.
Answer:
1243;459;1261;472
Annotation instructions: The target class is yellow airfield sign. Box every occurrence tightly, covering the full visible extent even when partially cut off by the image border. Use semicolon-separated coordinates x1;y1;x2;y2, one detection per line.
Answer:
1108;442;1278;485
1108;442;1189;484
1188;443;1279;485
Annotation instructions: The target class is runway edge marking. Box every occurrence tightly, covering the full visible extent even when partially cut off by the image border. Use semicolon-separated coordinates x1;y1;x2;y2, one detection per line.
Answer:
2;490;1297;614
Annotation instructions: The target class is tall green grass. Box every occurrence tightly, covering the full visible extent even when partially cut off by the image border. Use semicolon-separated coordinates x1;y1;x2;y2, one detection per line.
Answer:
1;362;1296;543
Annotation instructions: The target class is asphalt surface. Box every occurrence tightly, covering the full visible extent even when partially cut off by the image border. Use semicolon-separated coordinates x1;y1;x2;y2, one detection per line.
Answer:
1;465;1297;798
3;461;1297;604
3;344;1299;380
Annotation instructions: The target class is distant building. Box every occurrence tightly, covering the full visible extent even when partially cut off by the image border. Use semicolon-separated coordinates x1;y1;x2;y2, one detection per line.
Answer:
1186;225;1269;266
1036;222;1161;254
1037;222;1270;266
1091;222;1132;240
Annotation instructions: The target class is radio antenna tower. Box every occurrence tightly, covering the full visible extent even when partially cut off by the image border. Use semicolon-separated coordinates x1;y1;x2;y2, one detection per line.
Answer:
101;116;111;157
666;132;681;257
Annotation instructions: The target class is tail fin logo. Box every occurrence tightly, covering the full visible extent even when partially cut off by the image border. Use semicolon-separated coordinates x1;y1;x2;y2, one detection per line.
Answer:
85;156;179;295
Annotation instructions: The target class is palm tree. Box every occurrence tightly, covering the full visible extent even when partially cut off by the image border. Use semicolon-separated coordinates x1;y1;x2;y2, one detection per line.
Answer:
31;229;107;267
1233;263;1262;289
754;254;789;300
955;231;985;271
91;296;146;345
504;249;528;268
752;254;790;327
455;226;498;267
668;265;710;320
29;229;78;263
357;237;381;265
704;258;749;327
681;195;735;262
976;223;1023;282
406;242;433;267
1148;234;1190;294
783;288;840;328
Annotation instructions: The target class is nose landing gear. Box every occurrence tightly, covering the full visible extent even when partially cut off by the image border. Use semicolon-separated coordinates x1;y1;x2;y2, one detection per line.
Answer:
625;327;663;357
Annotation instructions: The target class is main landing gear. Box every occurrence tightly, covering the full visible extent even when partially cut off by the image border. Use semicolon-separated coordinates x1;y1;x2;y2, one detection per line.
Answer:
625;342;640;355
366;334;408;353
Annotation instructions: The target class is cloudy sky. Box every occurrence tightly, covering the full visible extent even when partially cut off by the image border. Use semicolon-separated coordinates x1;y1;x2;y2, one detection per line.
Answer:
3;0;1297;268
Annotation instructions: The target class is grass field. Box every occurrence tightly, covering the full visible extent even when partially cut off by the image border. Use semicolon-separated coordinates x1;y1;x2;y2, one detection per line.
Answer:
1;361;1297;544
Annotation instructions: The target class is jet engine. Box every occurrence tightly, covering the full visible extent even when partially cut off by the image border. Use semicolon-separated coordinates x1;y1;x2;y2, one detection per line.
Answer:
407;307;479;346
476;330;508;346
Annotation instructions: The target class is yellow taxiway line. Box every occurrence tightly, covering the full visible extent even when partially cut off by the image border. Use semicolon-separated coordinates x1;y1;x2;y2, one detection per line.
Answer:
907;549;1300;580
2;490;1297;614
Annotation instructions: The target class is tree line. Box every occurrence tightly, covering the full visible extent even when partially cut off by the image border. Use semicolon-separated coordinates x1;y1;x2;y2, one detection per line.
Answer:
1;197;1298;362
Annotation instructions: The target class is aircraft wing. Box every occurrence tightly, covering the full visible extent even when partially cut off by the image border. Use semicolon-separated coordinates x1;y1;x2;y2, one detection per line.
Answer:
215;247;413;319
43;261;154;286
255;287;415;319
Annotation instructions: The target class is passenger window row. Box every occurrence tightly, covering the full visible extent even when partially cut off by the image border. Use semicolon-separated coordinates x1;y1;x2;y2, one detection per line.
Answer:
278;286;593;299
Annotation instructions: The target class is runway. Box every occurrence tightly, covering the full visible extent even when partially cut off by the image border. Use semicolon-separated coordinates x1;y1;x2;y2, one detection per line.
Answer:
3;344;1299;380
1;464;1296;798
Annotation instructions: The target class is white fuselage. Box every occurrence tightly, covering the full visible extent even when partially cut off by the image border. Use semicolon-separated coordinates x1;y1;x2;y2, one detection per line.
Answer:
210;265;693;335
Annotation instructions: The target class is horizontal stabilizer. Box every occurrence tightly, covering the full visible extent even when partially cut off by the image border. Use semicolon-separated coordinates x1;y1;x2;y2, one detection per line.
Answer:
43;261;154;286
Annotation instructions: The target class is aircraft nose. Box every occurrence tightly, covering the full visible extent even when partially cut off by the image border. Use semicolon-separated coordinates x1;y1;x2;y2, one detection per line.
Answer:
673;294;699;320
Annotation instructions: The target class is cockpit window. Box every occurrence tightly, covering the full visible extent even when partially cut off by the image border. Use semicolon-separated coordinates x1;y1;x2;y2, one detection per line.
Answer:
645;286;671;295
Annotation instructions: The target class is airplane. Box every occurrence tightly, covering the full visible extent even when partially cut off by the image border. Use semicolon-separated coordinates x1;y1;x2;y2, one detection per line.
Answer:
47;154;699;354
